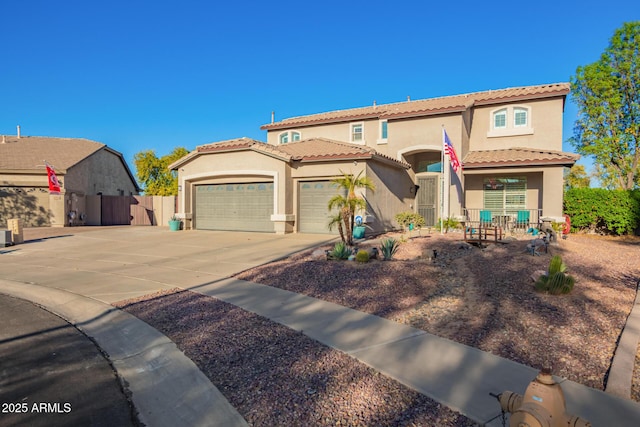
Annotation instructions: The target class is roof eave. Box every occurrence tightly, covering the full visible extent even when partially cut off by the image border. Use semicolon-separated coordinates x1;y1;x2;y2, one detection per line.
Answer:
261;114;381;131
473;89;570;107
381;105;468;120
463;159;578;169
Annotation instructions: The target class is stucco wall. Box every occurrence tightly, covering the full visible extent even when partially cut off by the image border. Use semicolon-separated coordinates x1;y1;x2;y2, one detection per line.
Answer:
365;162;413;232
64;149;139;196
468;98;564;151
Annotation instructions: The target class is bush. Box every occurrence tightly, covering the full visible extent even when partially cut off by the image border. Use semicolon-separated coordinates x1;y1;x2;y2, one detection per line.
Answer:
435;217;460;233
379;237;400;260
535;255;575;295
564;188;640;235
395;211;426;231
329;241;351;260
355;249;370;263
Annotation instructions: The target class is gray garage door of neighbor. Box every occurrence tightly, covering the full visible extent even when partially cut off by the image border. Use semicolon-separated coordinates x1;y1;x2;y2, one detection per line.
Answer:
298;181;344;234
195;183;274;232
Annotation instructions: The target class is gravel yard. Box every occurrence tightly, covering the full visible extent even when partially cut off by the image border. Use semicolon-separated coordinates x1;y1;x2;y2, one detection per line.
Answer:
236;232;640;400
115;289;477;427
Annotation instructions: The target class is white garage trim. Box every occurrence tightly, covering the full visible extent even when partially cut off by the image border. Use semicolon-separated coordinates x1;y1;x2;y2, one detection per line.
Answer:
180;170;280;219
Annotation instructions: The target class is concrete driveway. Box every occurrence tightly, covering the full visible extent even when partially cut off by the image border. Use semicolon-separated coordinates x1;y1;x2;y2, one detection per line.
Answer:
0;227;335;303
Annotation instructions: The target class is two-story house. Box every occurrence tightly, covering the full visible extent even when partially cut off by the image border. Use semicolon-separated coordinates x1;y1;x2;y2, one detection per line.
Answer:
170;83;578;234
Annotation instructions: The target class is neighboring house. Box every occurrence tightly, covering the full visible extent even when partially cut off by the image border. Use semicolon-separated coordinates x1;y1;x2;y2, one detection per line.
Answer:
171;83;579;234
0;135;140;227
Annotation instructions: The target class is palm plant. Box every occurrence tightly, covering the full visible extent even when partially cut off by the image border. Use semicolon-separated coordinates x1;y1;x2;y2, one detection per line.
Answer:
327;212;346;244
327;170;375;245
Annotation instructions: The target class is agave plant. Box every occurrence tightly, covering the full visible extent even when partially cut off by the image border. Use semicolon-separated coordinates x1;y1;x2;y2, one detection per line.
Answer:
379;237;400;260
328;241;352;260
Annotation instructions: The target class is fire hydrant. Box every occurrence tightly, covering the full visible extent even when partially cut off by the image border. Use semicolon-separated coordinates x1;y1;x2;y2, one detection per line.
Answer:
498;369;591;427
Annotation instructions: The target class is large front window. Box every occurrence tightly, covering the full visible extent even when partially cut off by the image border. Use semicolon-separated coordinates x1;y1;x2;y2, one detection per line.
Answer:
483;177;526;211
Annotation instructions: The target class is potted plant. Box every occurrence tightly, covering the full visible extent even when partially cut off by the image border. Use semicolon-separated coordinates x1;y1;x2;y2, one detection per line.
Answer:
168;215;181;231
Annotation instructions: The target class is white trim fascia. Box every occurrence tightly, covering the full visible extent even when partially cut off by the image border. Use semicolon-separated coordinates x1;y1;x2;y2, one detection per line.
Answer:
179;170;280;220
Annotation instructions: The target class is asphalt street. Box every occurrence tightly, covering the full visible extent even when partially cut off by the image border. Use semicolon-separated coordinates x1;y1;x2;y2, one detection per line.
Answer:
0;294;138;427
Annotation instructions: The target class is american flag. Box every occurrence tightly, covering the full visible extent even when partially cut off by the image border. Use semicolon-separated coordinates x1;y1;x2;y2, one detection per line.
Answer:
443;129;462;173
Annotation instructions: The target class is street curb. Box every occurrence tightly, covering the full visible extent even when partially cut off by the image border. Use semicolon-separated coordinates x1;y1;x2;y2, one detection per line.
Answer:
0;279;248;427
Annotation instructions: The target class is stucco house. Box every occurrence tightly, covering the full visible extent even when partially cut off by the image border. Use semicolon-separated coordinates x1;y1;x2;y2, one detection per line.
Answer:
171;83;579;234
0;135;140;227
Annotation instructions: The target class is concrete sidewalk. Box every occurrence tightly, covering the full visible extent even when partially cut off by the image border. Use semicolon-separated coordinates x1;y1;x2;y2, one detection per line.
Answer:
191;277;640;427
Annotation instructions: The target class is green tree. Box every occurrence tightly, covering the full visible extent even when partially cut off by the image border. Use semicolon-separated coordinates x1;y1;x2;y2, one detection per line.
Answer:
134;147;189;195
327;170;375;245
564;164;591;190
570;21;640;190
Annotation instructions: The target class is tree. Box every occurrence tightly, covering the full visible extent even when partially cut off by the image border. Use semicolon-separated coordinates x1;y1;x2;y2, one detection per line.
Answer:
134;147;189;195
327;170;375;245
570;21;640;190
564;164;591;190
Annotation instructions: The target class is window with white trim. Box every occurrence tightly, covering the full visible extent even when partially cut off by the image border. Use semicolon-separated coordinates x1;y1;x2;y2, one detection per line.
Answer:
488;105;533;137
514;108;528;127
279;131;302;144
483;177;526;212
377;120;388;144
493;109;507;129
350;123;364;143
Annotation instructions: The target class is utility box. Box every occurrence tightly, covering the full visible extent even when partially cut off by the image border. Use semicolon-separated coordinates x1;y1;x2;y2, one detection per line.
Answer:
7;219;24;244
0;230;12;247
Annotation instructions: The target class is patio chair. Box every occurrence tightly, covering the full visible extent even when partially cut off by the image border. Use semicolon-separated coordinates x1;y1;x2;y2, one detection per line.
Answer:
515;210;530;231
480;210;492;227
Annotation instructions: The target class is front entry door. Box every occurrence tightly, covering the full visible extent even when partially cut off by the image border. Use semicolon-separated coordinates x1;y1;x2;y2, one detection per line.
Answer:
417;176;438;227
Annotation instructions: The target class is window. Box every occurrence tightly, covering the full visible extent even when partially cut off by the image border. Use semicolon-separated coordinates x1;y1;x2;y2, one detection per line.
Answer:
351;123;364;143
279;131;302;144
483;177;526;211
493;109;507;129
380;120;388;139
488;106;533;137
514;108;528;127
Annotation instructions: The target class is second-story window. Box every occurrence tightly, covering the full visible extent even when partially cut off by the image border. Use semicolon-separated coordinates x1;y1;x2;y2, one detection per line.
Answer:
493;109;507;129
351;123;364;143
514;108;528;127
279;131;302;144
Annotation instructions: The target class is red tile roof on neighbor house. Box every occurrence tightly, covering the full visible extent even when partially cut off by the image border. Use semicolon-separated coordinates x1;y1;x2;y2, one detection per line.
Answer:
170;137;410;169
0;135;105;171
261;83;571;130
463;148;580;168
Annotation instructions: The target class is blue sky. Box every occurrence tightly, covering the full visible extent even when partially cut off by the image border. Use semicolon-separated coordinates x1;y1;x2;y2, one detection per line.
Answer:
1;1;638;179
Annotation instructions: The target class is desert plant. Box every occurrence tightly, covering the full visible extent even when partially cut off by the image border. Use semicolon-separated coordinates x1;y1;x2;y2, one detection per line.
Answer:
327;170;375;245
535;255;575;295
395;211;426;231
379;237;400;260
355;249;370;263
329;241;351;260
435;217;460;233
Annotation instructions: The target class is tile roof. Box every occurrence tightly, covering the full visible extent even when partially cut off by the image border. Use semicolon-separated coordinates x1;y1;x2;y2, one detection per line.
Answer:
463;148;580;168
276;138;410;168
261;83;570;130
171;137;410;169
0;135;105;171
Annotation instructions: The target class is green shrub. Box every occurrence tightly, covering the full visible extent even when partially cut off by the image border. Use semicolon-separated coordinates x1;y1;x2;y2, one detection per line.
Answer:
564;188;640;235
535;255;575;295
355;249;370;263
379;237;400;260
329;241;351;260
435;217;460;233
395;211;426;231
